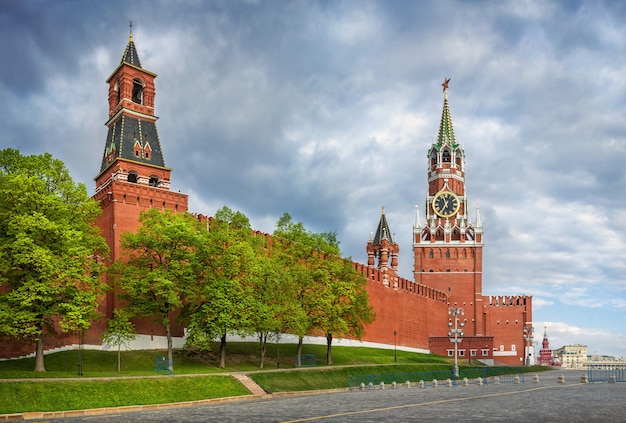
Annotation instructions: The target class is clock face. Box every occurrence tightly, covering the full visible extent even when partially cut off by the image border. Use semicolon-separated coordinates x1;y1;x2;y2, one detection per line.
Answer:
432;191;460;218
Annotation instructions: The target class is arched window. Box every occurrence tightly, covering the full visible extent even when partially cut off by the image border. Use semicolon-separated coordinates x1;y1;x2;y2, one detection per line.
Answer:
114;80;120;105
127;172;138;183
442;149;451;162
430;150;437;168
149;176;159;187
132;78;144;104
429;250;434;258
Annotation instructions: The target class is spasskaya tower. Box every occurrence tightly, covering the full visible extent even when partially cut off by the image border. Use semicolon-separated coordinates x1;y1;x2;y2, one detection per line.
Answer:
413;78;485;336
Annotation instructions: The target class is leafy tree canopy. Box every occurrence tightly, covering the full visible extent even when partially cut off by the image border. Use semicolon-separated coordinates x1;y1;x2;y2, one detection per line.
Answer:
117;208;200;373
0;149;107;372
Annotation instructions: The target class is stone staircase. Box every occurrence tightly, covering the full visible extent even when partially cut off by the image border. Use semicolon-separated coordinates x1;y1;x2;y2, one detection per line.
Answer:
232;373;267;396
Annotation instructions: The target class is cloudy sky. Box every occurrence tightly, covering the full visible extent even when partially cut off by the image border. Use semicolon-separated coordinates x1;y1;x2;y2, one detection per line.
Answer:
1;0;625;358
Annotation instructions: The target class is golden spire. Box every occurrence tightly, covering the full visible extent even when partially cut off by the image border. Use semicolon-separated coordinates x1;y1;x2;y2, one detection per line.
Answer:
129;20;133;42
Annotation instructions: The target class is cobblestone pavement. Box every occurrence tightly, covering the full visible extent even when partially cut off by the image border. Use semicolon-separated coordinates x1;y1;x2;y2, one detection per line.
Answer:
23;370;626;422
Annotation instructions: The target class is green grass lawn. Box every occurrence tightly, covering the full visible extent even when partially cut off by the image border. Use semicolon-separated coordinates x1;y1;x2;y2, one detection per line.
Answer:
0;342;449;378
0;376;249;414
0;343;544;415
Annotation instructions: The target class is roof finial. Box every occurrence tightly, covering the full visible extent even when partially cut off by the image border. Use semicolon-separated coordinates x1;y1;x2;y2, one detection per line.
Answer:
381;206;385;215
442;77;450;99
129;20;133;42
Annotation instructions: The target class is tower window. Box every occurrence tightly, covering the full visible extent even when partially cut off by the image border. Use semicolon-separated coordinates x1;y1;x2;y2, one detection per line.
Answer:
429;250;434;258
149;177;159;187
114;80;120;105
446;250;450;258
132;78;144;104
128;172;138;183
442;149;451;162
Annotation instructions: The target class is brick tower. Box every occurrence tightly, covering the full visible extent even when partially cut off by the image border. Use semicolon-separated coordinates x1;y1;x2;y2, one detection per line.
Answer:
366;207;400;288
539;326;557;366
92;28;188;326
413;78;485;337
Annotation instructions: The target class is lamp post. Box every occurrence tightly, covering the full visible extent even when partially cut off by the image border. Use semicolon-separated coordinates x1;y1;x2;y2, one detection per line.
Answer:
393;331;397;362
448;307;464;378
276;332;281;369
523;325;534;366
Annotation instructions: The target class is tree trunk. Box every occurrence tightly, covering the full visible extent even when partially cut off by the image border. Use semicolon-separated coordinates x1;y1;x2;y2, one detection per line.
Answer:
219;333;227;369
296;336;304;367
165;319;173;374
117;345;121;372
259;332;267;368
326;333;333;365
34;337;46;372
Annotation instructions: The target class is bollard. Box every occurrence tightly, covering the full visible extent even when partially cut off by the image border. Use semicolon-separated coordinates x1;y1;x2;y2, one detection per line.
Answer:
477;377;483;386
360;382;365;391
609;375;616;384
368;381;374;390
391;381;397;389
514;375;520;384
446;378;453;387
533;374;540;383
419;380;425;388
580;374;588;384
380;381;385;390
405;380;411;389
494;376;500;385
432;379;438;388
558;374;565;384
462;377;469;387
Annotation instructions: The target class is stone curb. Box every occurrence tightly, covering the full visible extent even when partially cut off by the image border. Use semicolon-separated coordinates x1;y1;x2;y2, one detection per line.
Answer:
2;394;264;422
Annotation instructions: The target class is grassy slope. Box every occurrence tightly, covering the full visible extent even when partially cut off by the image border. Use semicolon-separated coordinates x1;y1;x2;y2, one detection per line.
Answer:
0;343;545;414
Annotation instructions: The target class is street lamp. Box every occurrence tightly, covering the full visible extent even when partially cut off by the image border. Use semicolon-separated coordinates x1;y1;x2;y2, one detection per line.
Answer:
523;325;534;366
393;331;397;362
448;307;464;378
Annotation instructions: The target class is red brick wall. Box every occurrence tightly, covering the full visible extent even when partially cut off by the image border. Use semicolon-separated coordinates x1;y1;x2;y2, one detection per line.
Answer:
483;295;532;366
356;265;448;350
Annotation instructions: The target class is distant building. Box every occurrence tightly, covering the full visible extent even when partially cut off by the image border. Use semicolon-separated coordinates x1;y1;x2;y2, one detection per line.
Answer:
538;326;560;366
554;345;587;368
585;355;626;370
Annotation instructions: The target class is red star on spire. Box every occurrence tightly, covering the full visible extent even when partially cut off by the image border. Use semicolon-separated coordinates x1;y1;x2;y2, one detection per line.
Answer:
442;77;451;91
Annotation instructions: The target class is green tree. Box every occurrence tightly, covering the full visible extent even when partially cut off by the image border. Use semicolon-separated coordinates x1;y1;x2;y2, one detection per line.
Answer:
117;208;198;374
315;256;374;365
274;213;374;365
102;309;136;372
181;207;256;368
0;149;107;372
273;213;326;366
245;251;288;368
